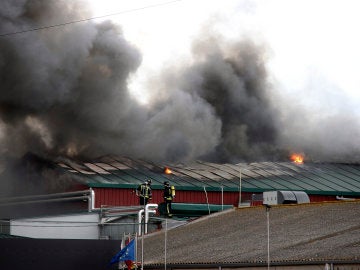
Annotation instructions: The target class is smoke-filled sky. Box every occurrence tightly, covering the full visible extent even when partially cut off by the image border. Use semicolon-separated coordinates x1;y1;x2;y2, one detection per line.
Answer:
0;0;360;163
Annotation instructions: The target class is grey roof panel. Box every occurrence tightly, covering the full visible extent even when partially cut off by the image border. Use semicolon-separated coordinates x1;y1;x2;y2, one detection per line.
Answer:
141;201;360;265
56;156;360;195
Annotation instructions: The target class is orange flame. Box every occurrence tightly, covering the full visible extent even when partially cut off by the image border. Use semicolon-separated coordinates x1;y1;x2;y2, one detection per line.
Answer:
164;167;172;174
290;153;304;164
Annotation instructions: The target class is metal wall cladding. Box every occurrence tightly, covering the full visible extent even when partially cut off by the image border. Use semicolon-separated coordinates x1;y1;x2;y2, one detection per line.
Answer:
93;188;241;207
93;188;137;207
93;188;338;208
308;194;336;202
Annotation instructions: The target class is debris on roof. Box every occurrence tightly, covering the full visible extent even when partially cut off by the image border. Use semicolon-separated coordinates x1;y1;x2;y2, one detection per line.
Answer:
57;155;360;196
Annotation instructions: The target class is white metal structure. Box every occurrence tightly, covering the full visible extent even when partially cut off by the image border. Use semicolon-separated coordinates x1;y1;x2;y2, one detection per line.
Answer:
10;212;100;239
263;190;310;205
138;203;158;235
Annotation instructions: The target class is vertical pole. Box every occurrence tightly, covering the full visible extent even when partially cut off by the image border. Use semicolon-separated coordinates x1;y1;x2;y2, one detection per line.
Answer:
221;186;224;211
135;233;138;270
118;234;124;270
88;188;95;212
203;186;210;214
238;169;242;207
164;218;167;270
266;207;270;270
141;225;144;270
141;199;145;270
138;210;144;235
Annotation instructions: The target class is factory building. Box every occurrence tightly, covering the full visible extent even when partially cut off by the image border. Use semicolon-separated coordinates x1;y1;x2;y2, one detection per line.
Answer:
55;155;360;208
3;154;360;239
1;153;360;269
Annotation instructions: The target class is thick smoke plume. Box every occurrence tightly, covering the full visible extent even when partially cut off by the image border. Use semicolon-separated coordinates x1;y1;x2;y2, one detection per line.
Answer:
146;36;284;162
0;0;268;163
1;0;359;165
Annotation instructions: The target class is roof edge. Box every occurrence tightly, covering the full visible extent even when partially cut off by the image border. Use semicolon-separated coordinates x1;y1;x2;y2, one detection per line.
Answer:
88;183;360;196
144;259;360;269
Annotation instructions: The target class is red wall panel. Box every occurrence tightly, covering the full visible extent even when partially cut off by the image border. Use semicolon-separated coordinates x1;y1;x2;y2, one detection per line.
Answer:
92;188;339;208
309;194;336;202
92;188;242;208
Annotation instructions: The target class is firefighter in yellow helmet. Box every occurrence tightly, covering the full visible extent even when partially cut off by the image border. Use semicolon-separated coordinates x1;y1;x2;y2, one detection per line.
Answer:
136;179;152;206
163;181;175;217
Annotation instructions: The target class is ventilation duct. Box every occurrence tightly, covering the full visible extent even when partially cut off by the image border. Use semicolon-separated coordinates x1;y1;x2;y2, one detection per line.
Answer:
263;191;310;205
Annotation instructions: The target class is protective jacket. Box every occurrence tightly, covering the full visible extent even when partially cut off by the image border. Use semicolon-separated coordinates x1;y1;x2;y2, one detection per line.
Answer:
164;185;175;201
137;183;152;199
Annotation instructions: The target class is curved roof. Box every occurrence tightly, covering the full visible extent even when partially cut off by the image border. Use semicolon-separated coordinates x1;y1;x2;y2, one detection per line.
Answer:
56;155;360;196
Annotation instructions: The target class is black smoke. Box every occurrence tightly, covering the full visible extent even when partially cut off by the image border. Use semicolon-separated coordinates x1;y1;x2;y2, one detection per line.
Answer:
0;0;144;158
1;0;359;165
146;37;285;162
0;0;221;162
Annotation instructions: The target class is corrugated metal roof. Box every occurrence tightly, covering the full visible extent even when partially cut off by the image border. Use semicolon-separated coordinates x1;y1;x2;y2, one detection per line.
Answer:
141;200;360;265
56;156;360;196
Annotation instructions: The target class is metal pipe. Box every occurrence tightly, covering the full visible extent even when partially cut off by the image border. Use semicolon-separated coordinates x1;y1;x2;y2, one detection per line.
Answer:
266;205;271;270
0;195;90;207
239;169;242;207
145;204;158;234
138;209;144;235
203;187;210;215
0;189;91;203
145;210;156;234
221;186;224;211
164;218;168;270
88;188;95;212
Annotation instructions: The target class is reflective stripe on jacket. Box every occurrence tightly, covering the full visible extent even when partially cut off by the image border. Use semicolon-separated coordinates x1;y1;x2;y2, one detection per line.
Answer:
137;184;152;198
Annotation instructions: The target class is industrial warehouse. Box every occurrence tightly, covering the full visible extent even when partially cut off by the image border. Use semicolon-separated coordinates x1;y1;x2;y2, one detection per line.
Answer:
0;153;360;269
2;0;360;270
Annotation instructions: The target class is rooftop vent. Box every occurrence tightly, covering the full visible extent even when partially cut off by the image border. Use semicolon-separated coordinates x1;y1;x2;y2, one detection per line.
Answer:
263;191;310;205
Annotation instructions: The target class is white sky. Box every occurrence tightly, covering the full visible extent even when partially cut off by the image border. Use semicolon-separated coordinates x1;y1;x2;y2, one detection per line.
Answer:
88;0;360;110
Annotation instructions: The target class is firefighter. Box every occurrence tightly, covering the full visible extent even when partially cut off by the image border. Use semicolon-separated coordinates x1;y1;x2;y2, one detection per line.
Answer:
136;179;152;206
163;181;175;217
